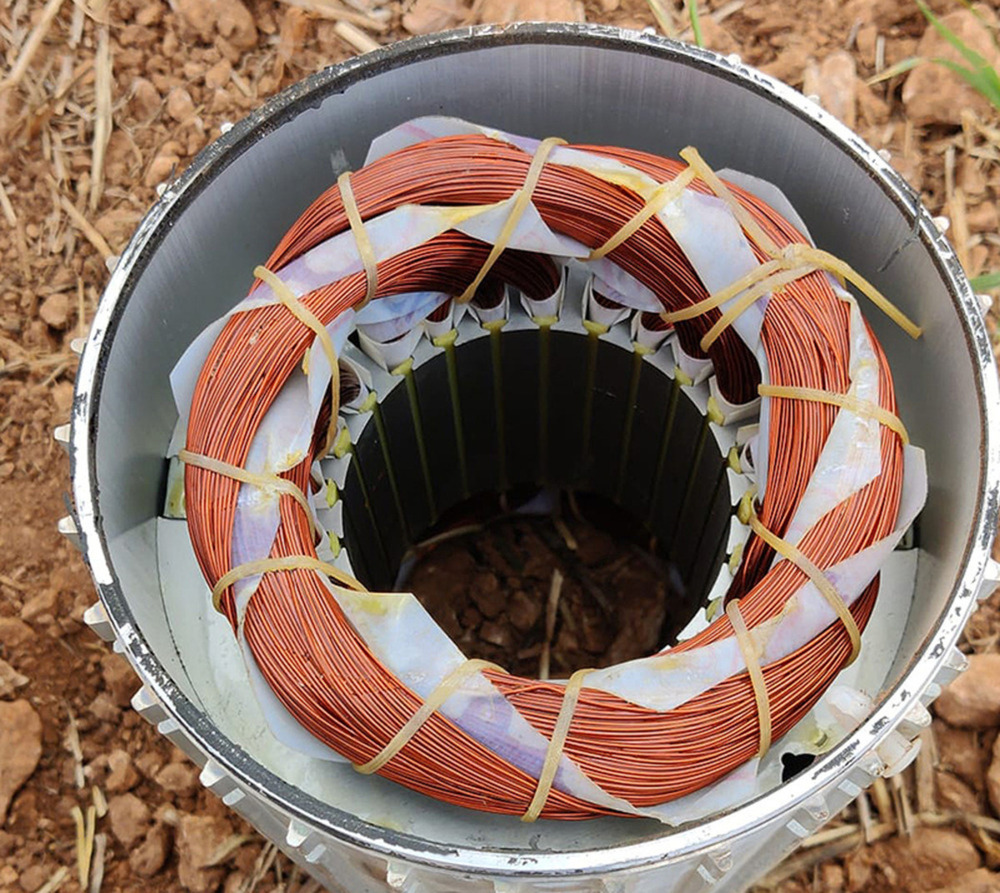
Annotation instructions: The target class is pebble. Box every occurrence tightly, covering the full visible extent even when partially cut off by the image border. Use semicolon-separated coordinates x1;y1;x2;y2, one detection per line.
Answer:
129;823;170;878
935;653;1000;729
95;208;143;251
108;793;151;847
0;618;34;648
101;653;138;708
802;50;858;129
508;589;540;632
903;7;1000;126
844;827;980;891
38;294;71;330
928;867;1000;893
0;658;28;699
987;733;1000;816
470;573;505;619
937;770;980;814
166;87;196;123
204;59;232;90
0;700;43;824
175;0;258;51
403;0;466;34
106;749;140;793
20;589;56;622
155;761;199;797
130;77;162;120
177;814;234;893
145;153;180;188
475;0;585;22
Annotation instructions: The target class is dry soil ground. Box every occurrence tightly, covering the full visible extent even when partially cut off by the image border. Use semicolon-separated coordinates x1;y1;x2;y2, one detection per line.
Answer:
3;0;1000;891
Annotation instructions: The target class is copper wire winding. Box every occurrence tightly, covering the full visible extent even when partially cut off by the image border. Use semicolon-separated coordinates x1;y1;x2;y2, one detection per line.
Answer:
183;134;907;819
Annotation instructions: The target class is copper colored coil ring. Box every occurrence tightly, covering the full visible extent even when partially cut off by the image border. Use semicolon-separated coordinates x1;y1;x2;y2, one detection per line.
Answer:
184;134;905;819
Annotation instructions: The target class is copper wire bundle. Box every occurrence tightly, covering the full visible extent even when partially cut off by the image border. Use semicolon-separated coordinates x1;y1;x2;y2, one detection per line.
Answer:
183;133;906;819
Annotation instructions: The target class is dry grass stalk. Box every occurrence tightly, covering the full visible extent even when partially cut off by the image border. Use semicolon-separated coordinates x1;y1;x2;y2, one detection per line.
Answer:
1;0;65;91
89;21;112;212
856;789;875;843
91;785;107;819
333;21;381;54
277;0;389;32
54;188;113;260
915;728;937;815
88;831;106;893
35;867;70;893
66;708;85;789
757;822;895;888
207;833;255;867
240;842;280;893
890;772;915;836
870;775;895;825
539;568;564;681
645;0;678;36
0;179;31;281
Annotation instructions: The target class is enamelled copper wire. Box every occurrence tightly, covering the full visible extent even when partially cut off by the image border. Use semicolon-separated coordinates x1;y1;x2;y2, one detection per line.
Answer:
184;134;906;818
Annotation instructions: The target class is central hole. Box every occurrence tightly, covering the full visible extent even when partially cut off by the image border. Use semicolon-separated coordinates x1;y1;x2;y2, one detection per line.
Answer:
334;316;735;673
403;490;685;676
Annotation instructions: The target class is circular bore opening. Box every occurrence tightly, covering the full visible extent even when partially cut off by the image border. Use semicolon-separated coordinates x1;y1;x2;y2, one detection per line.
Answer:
334;297;733;677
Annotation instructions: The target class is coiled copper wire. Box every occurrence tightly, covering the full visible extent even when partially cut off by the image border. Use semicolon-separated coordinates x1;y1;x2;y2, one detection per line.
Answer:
183;134;905;819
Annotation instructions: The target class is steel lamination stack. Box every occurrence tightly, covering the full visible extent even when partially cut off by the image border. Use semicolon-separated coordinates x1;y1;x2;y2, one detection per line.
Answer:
66;24;1000;893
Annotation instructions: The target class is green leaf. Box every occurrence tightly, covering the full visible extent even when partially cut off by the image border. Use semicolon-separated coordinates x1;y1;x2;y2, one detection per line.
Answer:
971;271;1000;291
866;56;926;85
917;0;1000;110
687;0;704;48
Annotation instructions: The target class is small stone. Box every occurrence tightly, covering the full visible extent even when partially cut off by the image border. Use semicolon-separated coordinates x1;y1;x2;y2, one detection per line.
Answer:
175;0;258;50
928;868;1000;893
470;573;504;619
95;208;142;251
130;77;161;120
903;6;1000;126
480;620;512;648
20;589;57;622
18;863;50;892
52;381;74;415
0;865;16;887
936;653;1000;728
844;827;980;892
0;658;28;699
508;590;540;632
106;749;139;793
935;720;986;787
987;733;1000;816
101;653;137;708
108;793;151;847
475;0;584;22
818;862;845;892
937;770;980;814
87;692;120;723
177;814;234;893
0;700;43;823
802;51;857;130
39;294;71;329
403;0;466;34
0;618;35;648
155;761;199;797
204;59;232;90
129;823;170;878
166;87;196;123
145;153;180;187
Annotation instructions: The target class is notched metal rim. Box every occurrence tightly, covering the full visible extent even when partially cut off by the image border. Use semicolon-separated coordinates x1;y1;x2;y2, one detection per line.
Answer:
69;22;1000;879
